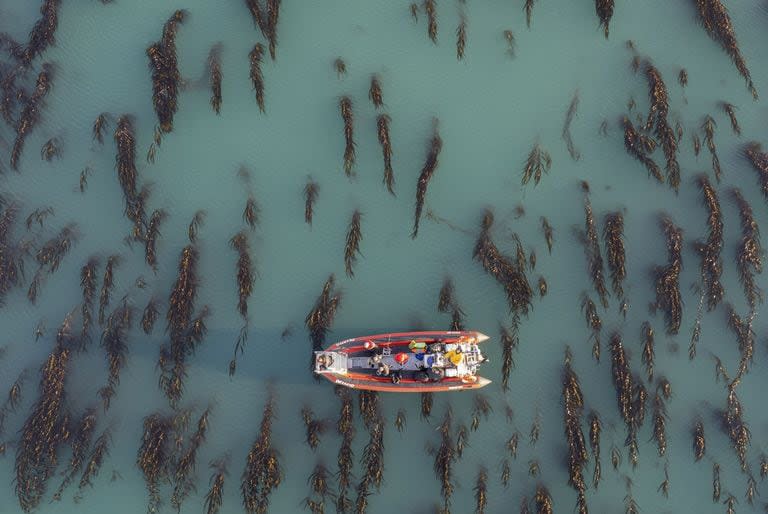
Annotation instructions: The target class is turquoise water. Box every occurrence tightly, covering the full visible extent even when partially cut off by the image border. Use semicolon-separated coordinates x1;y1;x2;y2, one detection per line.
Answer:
2;0;768;513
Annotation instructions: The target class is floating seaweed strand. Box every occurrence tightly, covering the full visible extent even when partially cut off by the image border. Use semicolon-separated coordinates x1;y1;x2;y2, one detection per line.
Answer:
721;102;740;136
339;96;356;177
73;425;112;503
145;209;167;273
98;302;133;412
92;113;109;144
244;0;282;60
473;209;533;315
171;407;212;511
726;305;754;381
113;116;147;239
456;13;467;61
603;212;626;307
434;406;455;513
241;391;283;514
301;406;329;451
653;216;683;335
305;463;333;513
693;0;757;99
588;411;601;488
579;183;610;308
701;115;722;182
562;348;589;513
474;467;488;514
581;295;602;362
376;114;396;195
137;412;172;514
51;407;97;501
14;336;73;512
158;245;201;407
249;43;266;113
305;274;343;354
355;410;385;513
642;61;680;192
731;189;762;315
723;385;751;471
608;333;639;466
229;231;255;375
621;116;663;183
335;386;355;513
424;0;437;43
640;322;654;382
9;63;53;170
595;0;614;38
689;175;724;359
651;392;668;457
147;10;186;133
344;210;363;278
412;119;442;239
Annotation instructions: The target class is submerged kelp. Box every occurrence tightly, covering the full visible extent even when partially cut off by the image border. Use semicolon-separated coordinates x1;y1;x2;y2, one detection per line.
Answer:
205;43;223;115
28;223;78;304
242;391;282;514
692;0;757;99
98;302;134;411
412;119;442;239
11;63;54;171
204;456;229;514
0;204;27;306
562;92;581;161
147;10;186;133
73;425;112;503
473;209;533;315
229;232;255;371
98;255;120;326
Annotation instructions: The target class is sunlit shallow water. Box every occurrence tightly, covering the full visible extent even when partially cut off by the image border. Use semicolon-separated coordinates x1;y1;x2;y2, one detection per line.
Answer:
2;1;768;513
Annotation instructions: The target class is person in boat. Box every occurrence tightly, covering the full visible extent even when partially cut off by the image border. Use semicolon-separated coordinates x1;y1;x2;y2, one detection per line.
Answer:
409;340;427;353
444;347;463;366
376;362;390;376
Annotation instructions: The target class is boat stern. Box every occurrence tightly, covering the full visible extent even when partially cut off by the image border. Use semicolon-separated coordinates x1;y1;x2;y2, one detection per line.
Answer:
313;351;348;375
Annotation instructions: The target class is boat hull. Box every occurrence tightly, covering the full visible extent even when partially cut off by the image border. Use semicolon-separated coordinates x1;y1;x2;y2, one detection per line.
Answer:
316;330;491;392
